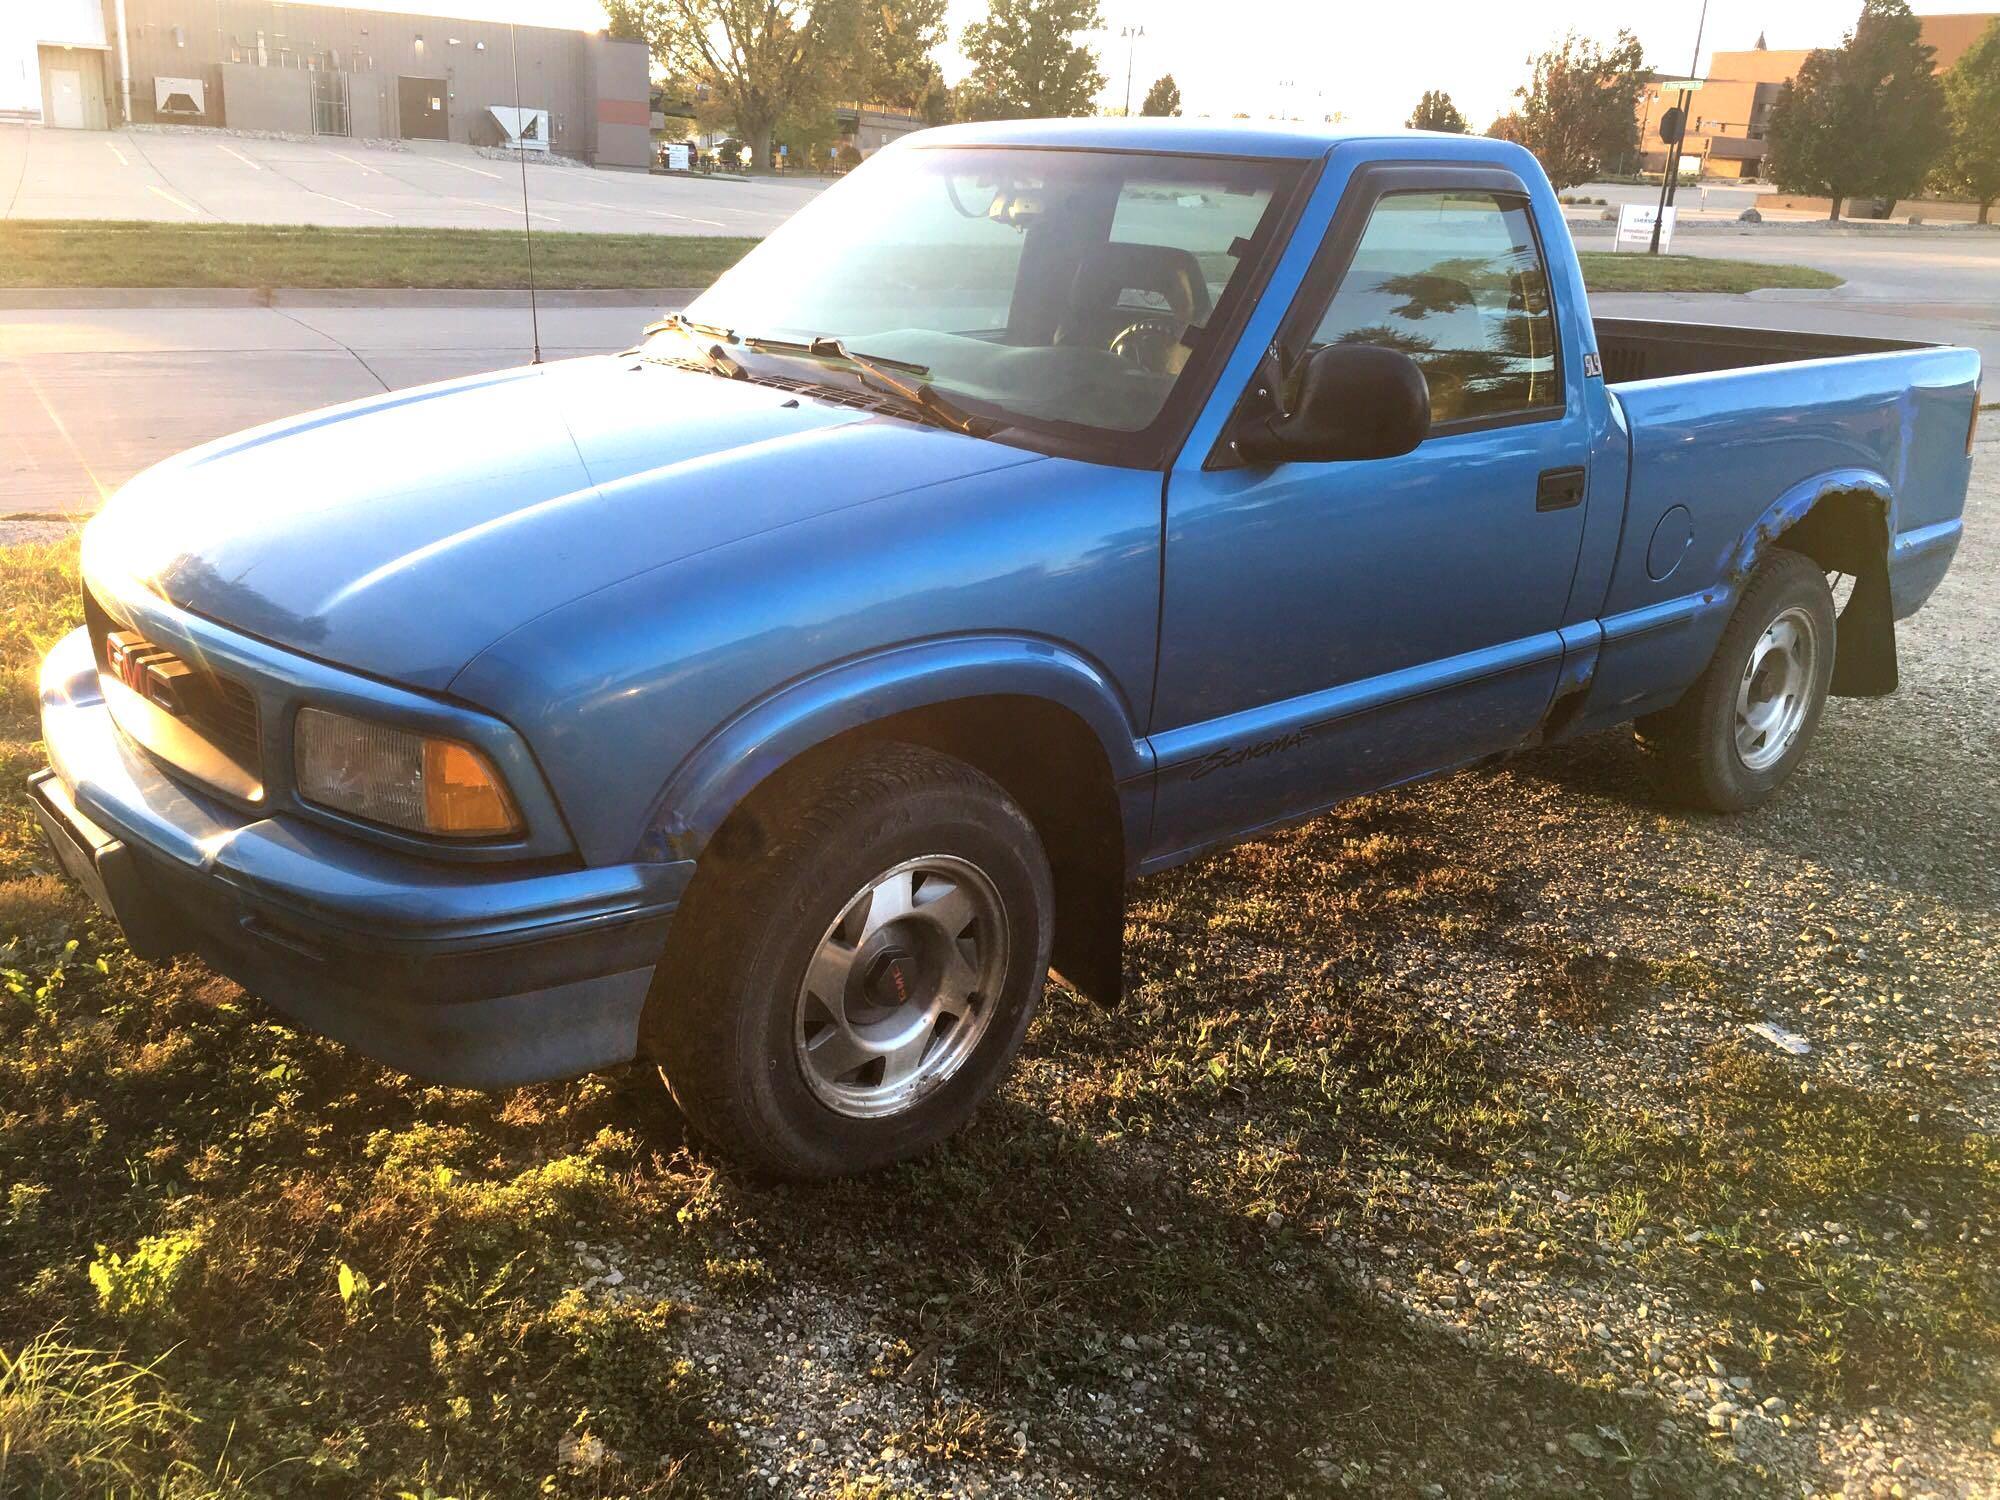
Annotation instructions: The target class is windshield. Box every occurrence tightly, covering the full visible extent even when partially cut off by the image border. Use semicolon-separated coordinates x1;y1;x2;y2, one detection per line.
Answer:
671;145;1304;455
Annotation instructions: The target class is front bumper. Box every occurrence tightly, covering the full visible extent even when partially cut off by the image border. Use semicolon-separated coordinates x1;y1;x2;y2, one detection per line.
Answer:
34;627;693;1087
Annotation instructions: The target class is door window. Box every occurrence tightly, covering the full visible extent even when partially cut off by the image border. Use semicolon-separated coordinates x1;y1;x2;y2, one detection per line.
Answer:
1305;190;1561;428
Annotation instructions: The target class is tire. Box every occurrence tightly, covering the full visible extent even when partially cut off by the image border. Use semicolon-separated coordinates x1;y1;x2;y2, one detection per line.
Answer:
650;743;1054;1178
1635;548;1837;812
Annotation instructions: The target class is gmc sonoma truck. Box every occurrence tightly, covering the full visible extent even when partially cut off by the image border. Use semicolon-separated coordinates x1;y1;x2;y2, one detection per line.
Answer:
33;122;1979;1177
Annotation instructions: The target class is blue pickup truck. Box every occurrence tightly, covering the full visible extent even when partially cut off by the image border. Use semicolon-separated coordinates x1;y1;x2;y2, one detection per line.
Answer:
34;122;1979;1176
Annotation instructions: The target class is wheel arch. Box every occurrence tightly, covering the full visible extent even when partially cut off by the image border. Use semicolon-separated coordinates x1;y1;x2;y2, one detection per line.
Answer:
647;638;1153;1006
1730;468;1898;697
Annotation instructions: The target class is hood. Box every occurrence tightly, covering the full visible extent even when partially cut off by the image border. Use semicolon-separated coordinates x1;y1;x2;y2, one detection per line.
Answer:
83;356;1040;689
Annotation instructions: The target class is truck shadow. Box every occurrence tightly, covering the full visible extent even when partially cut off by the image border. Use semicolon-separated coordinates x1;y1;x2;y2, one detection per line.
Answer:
621;1085;1731;1496
1506;722;1998;914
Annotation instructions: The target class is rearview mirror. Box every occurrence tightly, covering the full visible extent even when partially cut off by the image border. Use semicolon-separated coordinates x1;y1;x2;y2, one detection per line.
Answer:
1236;344;1430;465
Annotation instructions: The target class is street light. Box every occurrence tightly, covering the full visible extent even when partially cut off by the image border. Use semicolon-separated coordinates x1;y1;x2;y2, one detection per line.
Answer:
1121;24;1145;116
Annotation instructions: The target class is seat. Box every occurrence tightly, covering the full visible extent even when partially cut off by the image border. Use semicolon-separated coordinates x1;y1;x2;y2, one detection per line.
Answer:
1056;243;1215;372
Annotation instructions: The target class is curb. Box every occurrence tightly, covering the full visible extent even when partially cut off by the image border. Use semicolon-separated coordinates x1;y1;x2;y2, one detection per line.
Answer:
0;287;703;309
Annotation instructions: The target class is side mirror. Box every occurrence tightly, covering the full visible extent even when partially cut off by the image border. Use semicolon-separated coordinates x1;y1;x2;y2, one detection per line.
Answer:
1236;343;1431;465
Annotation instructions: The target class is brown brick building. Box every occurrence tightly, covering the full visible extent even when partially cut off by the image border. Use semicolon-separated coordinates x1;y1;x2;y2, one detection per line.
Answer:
1634;13;1997;181
1;0;652;168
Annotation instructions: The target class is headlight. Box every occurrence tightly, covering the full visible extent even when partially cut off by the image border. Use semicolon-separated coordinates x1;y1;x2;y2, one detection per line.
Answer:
294;707;523;838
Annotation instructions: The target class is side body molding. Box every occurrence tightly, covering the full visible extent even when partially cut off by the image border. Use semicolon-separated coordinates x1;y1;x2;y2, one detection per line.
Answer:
646;635;1157;864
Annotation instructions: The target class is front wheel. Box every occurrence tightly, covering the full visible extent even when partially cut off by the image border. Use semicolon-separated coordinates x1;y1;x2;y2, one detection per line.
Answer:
1635;548;1837;812
650;744;1053;1178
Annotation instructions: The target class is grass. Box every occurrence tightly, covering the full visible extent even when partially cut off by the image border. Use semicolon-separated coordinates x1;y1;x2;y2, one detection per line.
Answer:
0;220;1841;296
0;221;758;292
1575;251;1842;293
0;539;1990;1497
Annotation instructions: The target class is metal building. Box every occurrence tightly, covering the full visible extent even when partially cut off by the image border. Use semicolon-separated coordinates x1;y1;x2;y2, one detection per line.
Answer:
0;0;652;169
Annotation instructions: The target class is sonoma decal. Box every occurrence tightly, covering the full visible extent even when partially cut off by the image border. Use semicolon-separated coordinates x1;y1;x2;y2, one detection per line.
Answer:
1187;729;1311;782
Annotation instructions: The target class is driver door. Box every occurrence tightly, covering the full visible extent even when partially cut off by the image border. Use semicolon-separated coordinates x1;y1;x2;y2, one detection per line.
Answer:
1147;164;1594;863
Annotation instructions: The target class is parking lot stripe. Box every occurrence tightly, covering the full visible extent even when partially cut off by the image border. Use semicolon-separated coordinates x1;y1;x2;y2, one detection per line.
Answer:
319;193;396;220
330;151;380;175
217;143;261;171
146;184;201;215
427;156;504;180
105;143;128;166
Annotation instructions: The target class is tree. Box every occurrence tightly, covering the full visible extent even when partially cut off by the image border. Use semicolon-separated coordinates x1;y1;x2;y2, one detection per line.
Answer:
918;72;955;126
856;0;950;113
1931;16;2000;222
1485;112;1528;144
1140;73;1181;117
601;0;866;167
1504;29;1645;191
959;0;1106;120
1407;89;1467;133
1765;0;1949;220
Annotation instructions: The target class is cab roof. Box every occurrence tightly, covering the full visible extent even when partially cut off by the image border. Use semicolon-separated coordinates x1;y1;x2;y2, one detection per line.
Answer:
896;117;1475;160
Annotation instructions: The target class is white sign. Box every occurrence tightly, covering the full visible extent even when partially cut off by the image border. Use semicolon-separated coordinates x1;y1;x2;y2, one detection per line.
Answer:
665;142;692;171
487;105;550;151
155;76;206;116
1615;202;1676;252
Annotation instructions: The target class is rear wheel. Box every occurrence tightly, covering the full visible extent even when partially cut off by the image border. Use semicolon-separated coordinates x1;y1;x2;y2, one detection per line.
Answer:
650;744;1053;1178
1636;548;1836;811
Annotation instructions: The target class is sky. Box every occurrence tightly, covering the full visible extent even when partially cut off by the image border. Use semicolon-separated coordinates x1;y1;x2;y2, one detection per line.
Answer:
401;0;1985;130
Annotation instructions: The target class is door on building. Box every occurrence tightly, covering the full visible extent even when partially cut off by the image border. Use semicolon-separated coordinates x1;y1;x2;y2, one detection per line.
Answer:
49;70;85;129
312;71;350;136
397;76;447;140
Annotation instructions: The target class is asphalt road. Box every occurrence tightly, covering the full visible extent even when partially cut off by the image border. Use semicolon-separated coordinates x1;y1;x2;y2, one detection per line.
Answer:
3;146;1995;521
0;124;823;235
1;291;668;519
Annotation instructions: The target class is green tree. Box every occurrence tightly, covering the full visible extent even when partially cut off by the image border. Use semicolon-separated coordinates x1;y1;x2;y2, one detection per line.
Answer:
1505;29;1645;191
601;0;865;167
1765;0;1949;220
1407;89;1467;133
856;0;950;113
1931;16;2000;221
918;72;955;126
959;0;1106;120
1140;73;1182;117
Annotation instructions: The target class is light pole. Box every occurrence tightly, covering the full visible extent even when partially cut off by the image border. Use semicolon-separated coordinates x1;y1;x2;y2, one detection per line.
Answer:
1121;24;1145;116
1649;0;1712;254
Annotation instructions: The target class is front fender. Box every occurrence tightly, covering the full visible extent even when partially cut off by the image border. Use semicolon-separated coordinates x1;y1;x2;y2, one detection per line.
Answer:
647;634;1154;861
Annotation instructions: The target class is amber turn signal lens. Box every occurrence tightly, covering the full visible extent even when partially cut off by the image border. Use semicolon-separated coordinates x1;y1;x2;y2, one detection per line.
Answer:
422;737;520;836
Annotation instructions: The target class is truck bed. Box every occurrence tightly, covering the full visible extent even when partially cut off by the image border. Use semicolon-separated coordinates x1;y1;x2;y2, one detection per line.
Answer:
1593;317;1924;384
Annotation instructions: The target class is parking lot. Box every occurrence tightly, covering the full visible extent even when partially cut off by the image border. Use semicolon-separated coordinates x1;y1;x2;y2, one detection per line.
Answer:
0;124;823;234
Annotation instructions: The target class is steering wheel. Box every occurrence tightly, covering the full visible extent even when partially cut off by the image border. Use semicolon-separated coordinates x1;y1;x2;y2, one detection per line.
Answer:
1107;315;1186;375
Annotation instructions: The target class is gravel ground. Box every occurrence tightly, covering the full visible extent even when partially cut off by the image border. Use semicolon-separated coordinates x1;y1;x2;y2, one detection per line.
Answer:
529;444;1998;1499
0;445;1991;1500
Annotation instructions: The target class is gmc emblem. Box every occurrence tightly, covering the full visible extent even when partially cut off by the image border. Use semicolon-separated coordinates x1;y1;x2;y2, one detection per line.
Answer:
105;632;189;716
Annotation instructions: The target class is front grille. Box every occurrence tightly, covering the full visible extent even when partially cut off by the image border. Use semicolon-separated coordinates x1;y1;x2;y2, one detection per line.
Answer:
84;585;264;771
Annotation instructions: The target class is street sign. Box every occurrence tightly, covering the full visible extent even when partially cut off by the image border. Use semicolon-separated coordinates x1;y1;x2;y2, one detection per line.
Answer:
1616;203;1676;252
1658;105;1686;145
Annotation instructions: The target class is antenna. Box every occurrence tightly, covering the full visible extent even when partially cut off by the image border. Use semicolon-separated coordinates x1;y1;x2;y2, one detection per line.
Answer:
508;22;543;364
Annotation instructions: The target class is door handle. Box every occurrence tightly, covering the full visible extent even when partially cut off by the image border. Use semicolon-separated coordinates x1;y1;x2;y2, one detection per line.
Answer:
1536;466;1587;512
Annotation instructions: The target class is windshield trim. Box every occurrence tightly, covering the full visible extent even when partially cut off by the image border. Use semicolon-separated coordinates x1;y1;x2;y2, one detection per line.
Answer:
681;146;1324;471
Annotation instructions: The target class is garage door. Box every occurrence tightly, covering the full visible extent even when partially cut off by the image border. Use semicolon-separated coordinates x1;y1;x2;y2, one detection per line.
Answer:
397;76;447;140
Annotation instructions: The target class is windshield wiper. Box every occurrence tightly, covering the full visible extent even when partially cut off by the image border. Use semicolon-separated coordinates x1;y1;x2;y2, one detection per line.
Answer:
741;332;998;437
642;313;746;379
